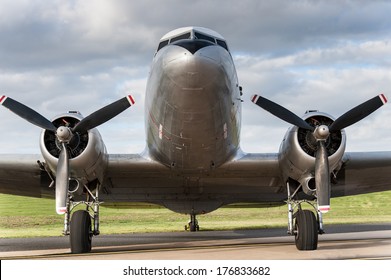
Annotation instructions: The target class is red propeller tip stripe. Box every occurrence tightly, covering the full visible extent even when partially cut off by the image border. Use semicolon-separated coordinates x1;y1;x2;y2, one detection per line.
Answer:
318;205;330;213
251;95;259;103
56;207;67;215
380;94;388;104
127;95;135;105
0;95;6;104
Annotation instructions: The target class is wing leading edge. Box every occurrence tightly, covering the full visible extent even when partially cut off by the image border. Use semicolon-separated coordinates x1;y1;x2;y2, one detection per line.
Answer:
333;151;391;197
0;155;49;198
1;151;390;202
103;153;283;205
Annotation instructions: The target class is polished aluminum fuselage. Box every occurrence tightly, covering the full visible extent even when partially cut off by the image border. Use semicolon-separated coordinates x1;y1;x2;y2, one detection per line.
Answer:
145;41;242;173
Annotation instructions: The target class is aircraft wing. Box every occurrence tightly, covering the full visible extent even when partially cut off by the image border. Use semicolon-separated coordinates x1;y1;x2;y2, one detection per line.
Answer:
333;151;391;197
0;154;48;198
0;151;390;203
0;153;174;200
103;151;391;204
103;153;283;205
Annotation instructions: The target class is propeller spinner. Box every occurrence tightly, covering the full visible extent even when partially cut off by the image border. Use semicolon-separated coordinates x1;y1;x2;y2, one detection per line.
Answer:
1;95;135;214
251;93;387;213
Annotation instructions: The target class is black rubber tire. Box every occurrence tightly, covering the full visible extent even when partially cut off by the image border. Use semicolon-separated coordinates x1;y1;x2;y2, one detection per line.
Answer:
294;209;318;250
189;223;197;232
70;210;92;253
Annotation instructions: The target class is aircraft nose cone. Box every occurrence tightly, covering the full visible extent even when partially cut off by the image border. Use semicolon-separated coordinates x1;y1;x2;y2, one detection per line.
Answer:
162;47;222;90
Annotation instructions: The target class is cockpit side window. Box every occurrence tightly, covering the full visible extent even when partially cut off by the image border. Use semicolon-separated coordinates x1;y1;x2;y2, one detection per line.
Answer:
170;32;191;43
216;39;229;51
194;32;215;43
157;40;169;52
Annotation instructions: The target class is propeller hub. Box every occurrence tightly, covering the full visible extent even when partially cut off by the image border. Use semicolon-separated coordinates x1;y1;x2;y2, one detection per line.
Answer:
313;125;329;141
56;126;73;143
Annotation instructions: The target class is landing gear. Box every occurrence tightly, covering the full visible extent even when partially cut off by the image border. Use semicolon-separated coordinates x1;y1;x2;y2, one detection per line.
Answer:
63;183;101;253
287;182;323;251
70;210;92;253
294;209;318;250
185;214;200;232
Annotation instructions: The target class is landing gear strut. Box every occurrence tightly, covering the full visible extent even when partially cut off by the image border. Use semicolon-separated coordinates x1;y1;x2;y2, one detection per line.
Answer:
185;213;200;232
63;183;101;253
286;182;324;250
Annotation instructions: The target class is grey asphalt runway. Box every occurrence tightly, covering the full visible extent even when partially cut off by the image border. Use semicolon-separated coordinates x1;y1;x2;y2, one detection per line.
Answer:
1;223;390;259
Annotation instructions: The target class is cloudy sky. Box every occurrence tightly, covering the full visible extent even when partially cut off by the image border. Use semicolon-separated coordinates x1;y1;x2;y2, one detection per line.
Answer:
1;0;391;155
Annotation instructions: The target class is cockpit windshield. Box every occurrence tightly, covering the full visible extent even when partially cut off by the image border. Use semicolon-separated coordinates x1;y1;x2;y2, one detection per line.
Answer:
194;32;215;43
170;32;191;43
156;28;229;53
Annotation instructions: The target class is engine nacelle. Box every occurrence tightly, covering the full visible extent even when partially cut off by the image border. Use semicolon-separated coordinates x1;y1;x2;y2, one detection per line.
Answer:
40;112;108;187
278;111;346;194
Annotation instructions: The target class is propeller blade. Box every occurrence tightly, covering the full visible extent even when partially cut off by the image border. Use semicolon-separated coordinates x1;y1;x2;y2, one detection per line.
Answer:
251;95;314;131
0;95;56;131
329;94;388;131
73;95;135;134
315;141;331;213
55;143;69;215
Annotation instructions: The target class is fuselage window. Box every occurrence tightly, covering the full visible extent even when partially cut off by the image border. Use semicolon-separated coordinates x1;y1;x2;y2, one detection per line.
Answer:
157;40;169;52
194;32;216;43
170;32;191;43
216;39;229;51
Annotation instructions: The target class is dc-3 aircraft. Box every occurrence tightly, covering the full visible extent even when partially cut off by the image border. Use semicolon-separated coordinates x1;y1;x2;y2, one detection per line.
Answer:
1;27;390;253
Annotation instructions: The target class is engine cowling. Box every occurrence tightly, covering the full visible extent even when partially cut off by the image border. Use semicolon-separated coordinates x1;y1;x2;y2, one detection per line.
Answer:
40;112;108;189
278;111;346;195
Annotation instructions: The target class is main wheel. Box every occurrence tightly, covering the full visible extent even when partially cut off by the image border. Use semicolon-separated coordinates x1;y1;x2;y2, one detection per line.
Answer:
70;210;92;253
190;222;198;232
294;209;318;250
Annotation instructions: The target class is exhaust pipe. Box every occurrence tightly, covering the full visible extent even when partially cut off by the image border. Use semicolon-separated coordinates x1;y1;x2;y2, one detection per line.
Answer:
68;178;80;194
299;176;316;196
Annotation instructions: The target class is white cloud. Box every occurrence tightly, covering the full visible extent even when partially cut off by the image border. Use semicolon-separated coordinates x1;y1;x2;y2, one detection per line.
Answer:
1;0;391;155
236;37;391;152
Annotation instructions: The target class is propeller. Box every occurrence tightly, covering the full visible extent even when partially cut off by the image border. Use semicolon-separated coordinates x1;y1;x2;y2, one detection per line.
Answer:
0;95;57;131
251;95;314;131
315;140;330;213
251;93;387;213
1;95;135;214
55;143;69;214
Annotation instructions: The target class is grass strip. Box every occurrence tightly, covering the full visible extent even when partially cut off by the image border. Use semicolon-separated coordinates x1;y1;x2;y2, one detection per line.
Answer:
0;191;390;238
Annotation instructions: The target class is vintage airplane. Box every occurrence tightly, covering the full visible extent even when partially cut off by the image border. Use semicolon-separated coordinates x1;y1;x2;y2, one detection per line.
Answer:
0;26;390;253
